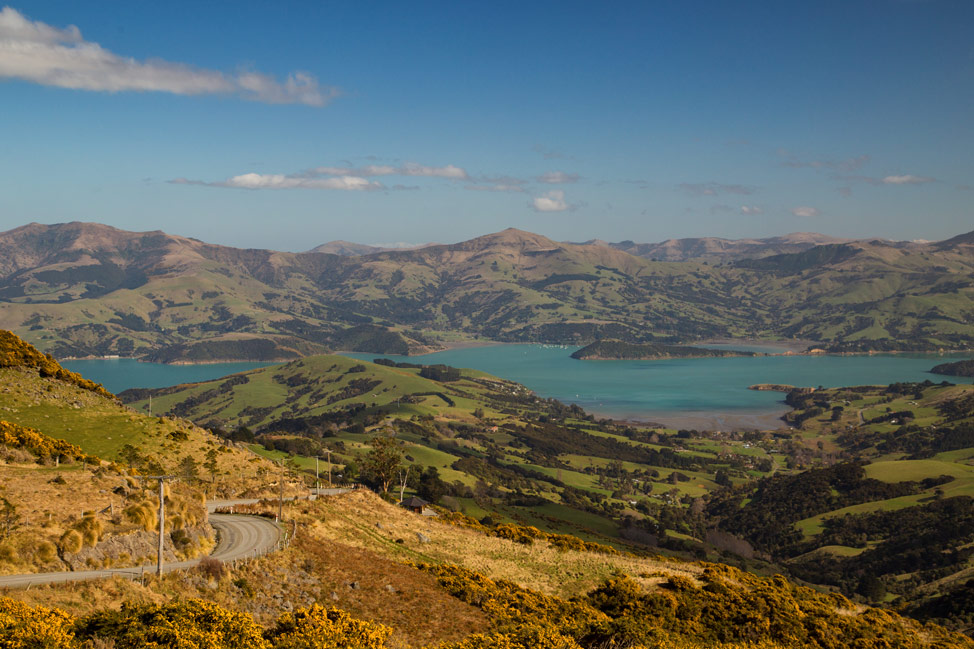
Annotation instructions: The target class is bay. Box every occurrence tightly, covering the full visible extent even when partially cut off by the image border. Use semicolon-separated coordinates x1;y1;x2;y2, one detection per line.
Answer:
345;346;974;429
61;347;973;430
60;358;278;394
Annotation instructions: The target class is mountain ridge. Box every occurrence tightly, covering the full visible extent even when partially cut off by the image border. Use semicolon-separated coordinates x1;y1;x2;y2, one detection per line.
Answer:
1;222;973;360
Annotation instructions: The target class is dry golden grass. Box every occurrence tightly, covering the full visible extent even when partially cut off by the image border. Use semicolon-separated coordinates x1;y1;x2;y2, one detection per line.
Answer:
4;526;488;649
291;489;700;599
0;459;218;575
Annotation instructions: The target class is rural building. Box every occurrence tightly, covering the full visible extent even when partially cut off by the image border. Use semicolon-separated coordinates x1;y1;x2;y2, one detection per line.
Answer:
401;496;429;514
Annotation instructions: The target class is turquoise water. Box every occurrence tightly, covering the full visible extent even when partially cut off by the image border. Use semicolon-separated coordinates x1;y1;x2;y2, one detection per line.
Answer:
62;348;972;426
61;359;278;394
346;346;974;425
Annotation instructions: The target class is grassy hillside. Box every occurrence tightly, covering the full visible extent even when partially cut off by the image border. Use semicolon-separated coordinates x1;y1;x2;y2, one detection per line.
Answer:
0;330;297;576
120;354;789;553
4;489;973;649
705;380;974;633
2;222;973;360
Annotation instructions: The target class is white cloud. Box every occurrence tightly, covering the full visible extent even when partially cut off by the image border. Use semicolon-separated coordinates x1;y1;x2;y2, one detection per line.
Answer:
740;205;762;215
791;206;821;218
531;190;570;212
171;173;380;190
537;171;580;184
882;174;934;185
0;7;337;106
308;163;468;180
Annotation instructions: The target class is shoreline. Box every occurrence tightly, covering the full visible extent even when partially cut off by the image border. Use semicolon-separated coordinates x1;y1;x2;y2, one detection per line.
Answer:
58;339;974;365
693;337;818;354
602;407;792;432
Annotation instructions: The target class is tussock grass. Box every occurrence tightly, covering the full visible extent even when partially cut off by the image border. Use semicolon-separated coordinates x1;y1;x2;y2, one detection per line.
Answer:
295;490;699;600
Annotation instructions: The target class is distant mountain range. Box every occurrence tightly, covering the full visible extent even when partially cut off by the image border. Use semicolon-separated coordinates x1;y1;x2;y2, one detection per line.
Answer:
0;221;972;360
314;231;853;262
307;240;436;256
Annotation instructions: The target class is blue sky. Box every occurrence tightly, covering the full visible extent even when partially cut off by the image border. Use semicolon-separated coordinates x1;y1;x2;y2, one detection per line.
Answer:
1;1;971;251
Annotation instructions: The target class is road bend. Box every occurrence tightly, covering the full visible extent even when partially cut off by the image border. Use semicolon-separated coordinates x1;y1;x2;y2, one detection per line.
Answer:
0;490;355;590
0;513;280;590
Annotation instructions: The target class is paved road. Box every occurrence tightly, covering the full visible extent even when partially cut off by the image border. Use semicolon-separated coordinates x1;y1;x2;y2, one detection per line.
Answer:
0;513;280;590
0;490;354;590
206;488;353;513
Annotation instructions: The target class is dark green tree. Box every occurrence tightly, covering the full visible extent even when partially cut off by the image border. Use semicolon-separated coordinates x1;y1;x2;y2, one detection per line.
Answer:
363;435;403;494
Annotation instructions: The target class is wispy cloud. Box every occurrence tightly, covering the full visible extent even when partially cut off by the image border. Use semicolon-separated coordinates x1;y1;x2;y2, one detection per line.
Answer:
171;173;380;190
881;174;934;185
740;205;762;215
533;144;572;160
465;183;525;193
0;7;337;106
307;163;468;180
834;172;936;186
172;160;471;190
537;171;580;184
781;152;871;173
678;182;755;197
531;190;570;212
791;206;821;218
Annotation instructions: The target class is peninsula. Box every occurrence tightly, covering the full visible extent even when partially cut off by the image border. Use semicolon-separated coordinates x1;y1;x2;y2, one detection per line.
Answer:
570;339;757;360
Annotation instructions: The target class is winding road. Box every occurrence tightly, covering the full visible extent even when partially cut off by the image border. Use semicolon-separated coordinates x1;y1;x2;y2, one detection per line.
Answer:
0;508;281;590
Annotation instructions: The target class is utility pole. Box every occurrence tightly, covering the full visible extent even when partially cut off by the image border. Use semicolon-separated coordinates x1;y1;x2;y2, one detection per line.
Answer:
314;455;320;492
325;449;332;487
142;475;174;576
278;459;284;523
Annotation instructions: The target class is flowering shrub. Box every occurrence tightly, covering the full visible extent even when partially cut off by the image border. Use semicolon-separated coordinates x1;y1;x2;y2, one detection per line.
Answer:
74;599;269;649
418;562;974;649
0;330;112;397
265;605;393;648
0;596;76;649
0;420;99;464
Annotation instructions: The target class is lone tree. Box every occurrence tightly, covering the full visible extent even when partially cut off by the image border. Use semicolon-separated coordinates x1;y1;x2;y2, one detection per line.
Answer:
0;496;18;539
363;435;403;494
204;448;219;482
178;455;199;481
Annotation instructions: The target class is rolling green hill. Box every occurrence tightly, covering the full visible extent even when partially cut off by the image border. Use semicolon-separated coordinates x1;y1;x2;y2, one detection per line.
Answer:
1;222;973;361
119;354;786;553
705;380;974;634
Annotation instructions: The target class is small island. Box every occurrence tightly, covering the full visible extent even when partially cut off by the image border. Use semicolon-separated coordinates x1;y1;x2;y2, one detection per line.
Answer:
570;339;757;360
930;359;974;377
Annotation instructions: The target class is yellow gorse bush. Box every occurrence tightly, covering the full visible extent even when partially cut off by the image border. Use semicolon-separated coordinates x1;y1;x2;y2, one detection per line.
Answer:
418;562;974;649
0;420;98;464
74;598;270;649
0;596;76;649
0;329;112;398
265;604;393;648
